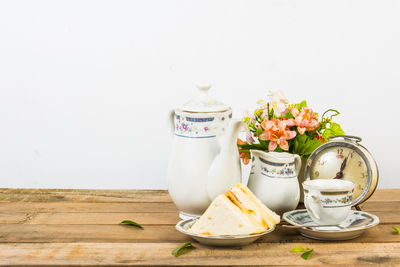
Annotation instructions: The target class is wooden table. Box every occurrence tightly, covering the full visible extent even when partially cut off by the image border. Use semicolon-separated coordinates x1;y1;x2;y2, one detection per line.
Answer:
0;189;399;266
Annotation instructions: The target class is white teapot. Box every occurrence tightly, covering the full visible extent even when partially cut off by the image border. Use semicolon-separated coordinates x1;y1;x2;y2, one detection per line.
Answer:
167;84;244;219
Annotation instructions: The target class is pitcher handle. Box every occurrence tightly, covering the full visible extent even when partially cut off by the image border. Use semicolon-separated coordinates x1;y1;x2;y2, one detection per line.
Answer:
294;154;302;176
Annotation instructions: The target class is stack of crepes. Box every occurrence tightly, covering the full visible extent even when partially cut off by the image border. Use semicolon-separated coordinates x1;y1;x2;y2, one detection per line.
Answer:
189;183;280;236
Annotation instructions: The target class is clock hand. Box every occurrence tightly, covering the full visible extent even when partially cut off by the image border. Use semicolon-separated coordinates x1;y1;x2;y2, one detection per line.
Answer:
334;154;349;179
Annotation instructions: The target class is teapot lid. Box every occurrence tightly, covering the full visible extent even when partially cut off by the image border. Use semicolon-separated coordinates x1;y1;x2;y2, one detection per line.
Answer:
181;83;231;113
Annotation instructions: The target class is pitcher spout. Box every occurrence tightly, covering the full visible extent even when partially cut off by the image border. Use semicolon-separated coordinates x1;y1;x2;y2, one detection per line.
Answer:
250;149;269;161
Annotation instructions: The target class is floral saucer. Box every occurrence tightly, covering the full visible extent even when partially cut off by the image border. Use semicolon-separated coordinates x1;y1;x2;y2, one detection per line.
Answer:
283;209;379;241
175;218;275;247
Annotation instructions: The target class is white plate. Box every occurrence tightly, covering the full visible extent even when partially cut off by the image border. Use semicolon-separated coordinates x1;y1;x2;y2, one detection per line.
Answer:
175;218;275;247
283;209;379;241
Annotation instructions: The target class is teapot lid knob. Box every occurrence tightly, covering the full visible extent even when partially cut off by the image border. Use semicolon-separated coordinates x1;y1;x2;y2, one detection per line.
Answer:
197;83;212;94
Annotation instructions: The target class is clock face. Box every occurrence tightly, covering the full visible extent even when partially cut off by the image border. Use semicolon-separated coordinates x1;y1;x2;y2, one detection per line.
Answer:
309;145;369;201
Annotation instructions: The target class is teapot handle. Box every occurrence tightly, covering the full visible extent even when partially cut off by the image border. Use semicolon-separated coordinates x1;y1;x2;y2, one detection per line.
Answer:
168;109;176;136
294;154;302;176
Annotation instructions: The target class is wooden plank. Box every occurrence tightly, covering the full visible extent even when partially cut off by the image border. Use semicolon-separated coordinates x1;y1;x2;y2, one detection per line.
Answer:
0;188;397;203
0;188;398;266
0;213;27;224
0;202;397;227
26;212;180;225
0;189;172;203
0;224;190;243
0;242;399;266
0;224;398;244
0;200;395;215
0;210;398;225
0;202;178;213
359;201;400;212
364;189;400;202
369;210;400;224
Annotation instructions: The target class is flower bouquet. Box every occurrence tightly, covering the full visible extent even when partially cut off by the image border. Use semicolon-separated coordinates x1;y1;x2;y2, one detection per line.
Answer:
237;91;345;164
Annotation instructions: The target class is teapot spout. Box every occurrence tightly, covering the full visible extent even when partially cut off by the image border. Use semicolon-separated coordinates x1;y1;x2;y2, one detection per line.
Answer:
206;119;245;201
218;119;245;152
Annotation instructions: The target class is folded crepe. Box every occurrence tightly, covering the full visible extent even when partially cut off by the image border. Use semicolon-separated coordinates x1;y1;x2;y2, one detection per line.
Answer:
189;183;280;236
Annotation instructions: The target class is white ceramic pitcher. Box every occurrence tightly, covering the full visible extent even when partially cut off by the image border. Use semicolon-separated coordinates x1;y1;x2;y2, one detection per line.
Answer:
247;150;301;213
167;84;244;219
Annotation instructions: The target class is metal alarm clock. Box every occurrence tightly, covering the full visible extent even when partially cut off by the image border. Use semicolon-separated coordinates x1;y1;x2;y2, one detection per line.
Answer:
304;135;379;210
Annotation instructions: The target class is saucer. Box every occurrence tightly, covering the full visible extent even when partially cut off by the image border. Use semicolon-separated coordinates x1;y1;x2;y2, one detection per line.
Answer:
176;218;275;247
283;209;379;241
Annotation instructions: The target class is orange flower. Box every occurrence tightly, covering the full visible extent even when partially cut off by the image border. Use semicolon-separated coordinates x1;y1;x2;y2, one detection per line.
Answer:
291;108;320;134
259;119;296;151
237;138;250;165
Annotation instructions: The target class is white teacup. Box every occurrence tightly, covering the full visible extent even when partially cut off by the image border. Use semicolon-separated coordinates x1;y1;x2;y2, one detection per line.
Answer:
303;179;355;225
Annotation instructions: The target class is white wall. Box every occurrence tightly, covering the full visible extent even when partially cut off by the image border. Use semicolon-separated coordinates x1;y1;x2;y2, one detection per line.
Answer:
0;0;399;189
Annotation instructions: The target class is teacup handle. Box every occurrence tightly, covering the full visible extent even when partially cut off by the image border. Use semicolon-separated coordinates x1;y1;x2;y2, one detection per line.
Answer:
305;192;320;220
294;154;302;175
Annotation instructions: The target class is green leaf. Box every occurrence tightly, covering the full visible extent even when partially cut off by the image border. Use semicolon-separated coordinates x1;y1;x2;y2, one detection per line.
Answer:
301;249;314;260
171;242;194;257
292;133;322;157
256;127;263;136
291;246;306;252
120;220;144;229
283;111;294;119
330;122;344;133
303;138;324;156
291;246;313;260
322;122;345;139
393;226;400;235
297;100;307;110
259;139;269;150
238;143;265;150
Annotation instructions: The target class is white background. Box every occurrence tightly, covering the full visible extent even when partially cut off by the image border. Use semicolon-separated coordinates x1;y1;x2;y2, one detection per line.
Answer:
0;0;399;189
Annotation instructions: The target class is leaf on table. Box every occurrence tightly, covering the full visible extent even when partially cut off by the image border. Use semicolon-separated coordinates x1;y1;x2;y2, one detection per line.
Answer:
291;246;314;260
172;242;194;257
291;246;306;252
120;220;144;229
392;225;400;235
301;249;314;260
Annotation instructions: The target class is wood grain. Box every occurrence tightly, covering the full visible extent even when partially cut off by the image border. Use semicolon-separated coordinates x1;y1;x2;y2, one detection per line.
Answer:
0;189;172;203
0;200;398;214
359;201;400;211
0;188;399;266
0;210;398;225
363;189;400;202
0;242;399;266
1;188;398;203
0;202;178;213
0;224;398;244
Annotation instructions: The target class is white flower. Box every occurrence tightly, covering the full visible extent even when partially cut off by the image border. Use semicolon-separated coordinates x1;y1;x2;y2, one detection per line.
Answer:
246;131;255;143
268;90;289;117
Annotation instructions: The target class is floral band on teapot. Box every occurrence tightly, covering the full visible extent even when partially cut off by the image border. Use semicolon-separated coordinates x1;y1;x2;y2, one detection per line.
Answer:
174;111;232;138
